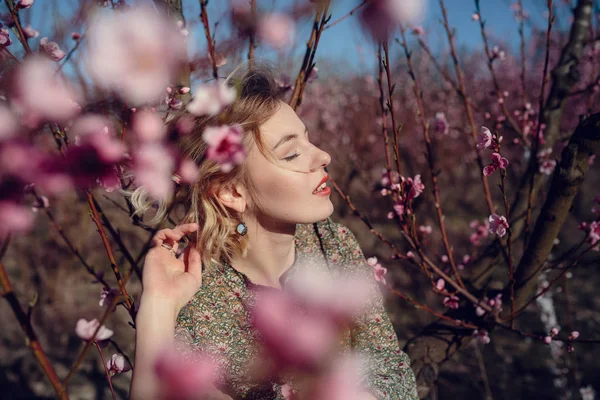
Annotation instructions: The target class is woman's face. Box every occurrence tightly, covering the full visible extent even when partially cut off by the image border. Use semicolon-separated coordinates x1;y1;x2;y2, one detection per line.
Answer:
244;101;333;226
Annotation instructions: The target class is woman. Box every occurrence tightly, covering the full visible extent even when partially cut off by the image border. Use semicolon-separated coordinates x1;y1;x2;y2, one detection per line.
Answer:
129;61;419;400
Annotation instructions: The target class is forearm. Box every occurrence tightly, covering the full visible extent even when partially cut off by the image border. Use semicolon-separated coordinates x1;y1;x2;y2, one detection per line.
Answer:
129;295;178;400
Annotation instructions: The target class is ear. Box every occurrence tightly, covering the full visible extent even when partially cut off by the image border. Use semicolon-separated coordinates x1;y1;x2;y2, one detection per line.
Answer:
215;182;247;214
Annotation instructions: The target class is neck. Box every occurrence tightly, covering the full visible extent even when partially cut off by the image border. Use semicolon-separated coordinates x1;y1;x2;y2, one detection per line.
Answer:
230;217;297;289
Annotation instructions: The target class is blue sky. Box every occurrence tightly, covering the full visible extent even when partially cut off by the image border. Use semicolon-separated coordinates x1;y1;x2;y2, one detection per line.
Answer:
13;0;562;76
187;0;556;73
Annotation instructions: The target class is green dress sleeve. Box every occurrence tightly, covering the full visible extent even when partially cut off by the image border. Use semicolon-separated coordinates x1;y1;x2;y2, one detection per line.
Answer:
334;222;419;400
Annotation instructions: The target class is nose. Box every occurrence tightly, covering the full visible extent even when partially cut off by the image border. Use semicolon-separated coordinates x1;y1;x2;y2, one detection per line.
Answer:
312;146;331;171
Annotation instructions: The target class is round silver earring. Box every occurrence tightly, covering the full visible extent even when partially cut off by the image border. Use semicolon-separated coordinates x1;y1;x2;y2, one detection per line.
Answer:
236;221;248;236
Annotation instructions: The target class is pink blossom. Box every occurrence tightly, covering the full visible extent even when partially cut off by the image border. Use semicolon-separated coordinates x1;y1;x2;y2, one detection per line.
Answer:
550;327;559;337
569;331;580;340
393;201;404;216
435;279;445;291
492;45;506;61
443;295;460;309
203;125;247;173
470;219;490;245
411;26;425;35
543;336;552;344
488;214;509;237
187;83;237;116
483;152;509;176
208;52;228;68
16;0;34;8
0;28;11;46
59;116;125;190
22;25;39;39
475;306;486;317
588;221;600;245
12;57;81;124
366;256;378;267
106;353;132;376
0;202;34;238
473;329;491;344
405;174;425;200
433;112;449;135
133;143;176;200
373;264;387;284
539;159;556;175
419;225;432;235
257;13;296;50
153;346;222;398
132;110;166;142
99;287;119;309
71;32;81;41
251;289;338;371
75;318;114;341
307;66;319;83
472;13;480;21
86;5;188;104
39;37;66;61
477;126;494;149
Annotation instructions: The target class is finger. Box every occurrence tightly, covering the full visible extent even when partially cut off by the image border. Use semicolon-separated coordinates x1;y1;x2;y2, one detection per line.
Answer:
151;230;179;252
170;223;199;241
184;245;203;287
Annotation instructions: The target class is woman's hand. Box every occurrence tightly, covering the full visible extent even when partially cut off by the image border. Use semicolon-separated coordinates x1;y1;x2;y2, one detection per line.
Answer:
141;223;203;313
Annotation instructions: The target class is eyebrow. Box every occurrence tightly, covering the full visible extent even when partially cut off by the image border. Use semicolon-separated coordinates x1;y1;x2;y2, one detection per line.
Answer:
272;128;308;151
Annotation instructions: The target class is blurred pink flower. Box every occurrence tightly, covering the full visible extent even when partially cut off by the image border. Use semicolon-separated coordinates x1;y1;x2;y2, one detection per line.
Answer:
472;13;480;21
411;26;424;36
60;116;125;189
488;213;509;237
306;354;368;400
132;110;166;142
473;329;491;344
257;13;296;50
187;83;237;116
106;353;132;376
12;57;81;124
360;0;424;42
251;289;338;371
203;125;247;173
0;106;18;140
286;266;373;324
39;37;65;61
435;279;445;291
75;318;114;341
483;152;509;176
0;202;34;238
477;126;494;149
393;201;404;216
133;143;176;200
433;112;449;135
539;159;556;175
419;224;432;235
175;159;200;184
99;287;119;309
153;346;221;399
16;0;34;8
373;264;387;284
86;5;188;104
443;295;459;309
22;24;39;39
0;28;12;46
543;336;552;344
569;331;580;340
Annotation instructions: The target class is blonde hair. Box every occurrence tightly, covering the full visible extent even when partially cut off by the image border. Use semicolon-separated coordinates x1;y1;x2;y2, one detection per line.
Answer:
128;60;286;273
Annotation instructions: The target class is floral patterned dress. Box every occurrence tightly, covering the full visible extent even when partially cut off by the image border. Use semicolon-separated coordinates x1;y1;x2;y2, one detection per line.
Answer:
175;217;419;399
